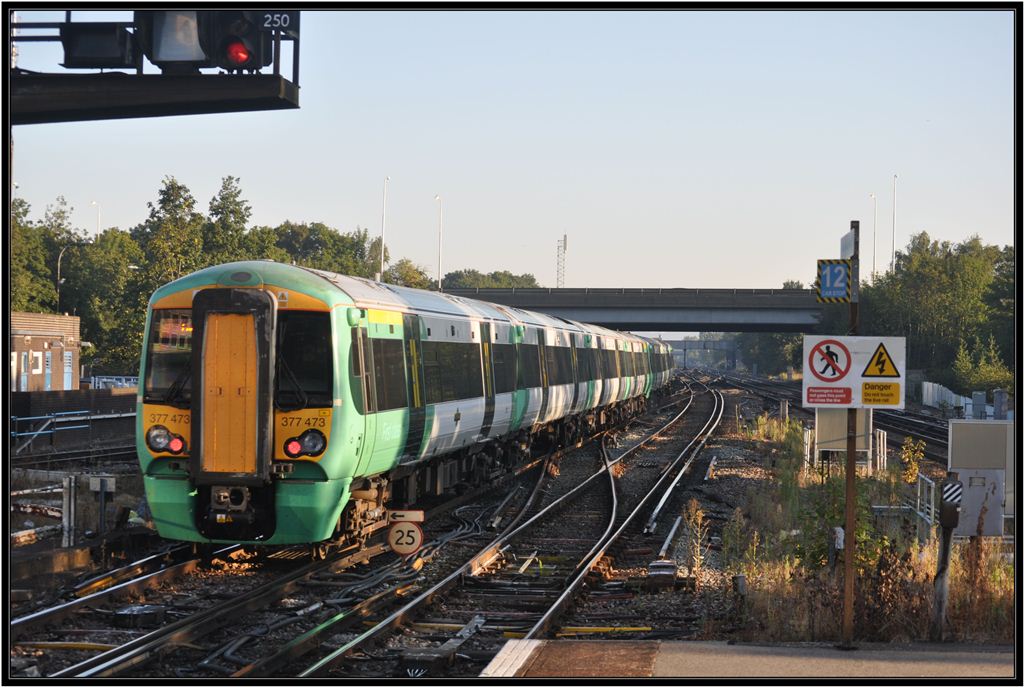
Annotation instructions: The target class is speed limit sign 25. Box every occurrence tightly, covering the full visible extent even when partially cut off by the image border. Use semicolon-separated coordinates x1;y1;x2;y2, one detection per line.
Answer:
387;521;424;556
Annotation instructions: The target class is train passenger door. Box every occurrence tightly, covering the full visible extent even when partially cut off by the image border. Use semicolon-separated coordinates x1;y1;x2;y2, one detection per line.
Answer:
479;322;496;439
536;330;549;423
401;314;427;461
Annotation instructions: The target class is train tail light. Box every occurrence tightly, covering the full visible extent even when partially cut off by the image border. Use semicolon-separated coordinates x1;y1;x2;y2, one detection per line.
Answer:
283;429;326;458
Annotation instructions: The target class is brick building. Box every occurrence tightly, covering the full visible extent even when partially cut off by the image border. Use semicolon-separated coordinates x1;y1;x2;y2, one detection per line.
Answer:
10;311;83;392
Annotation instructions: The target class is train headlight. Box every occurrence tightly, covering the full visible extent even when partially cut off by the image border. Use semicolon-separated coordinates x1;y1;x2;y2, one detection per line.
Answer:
147;425;172;451
299;429;326;456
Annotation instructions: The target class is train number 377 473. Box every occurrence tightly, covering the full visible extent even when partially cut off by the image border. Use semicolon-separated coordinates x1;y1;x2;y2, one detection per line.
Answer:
280;417;327;428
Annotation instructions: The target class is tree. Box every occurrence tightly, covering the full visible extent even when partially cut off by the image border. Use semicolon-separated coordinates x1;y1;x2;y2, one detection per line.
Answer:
132;176;205;291
982;245;1014;368
365;236;390;278
442;269;540;289
242;225;290;262
858;232;1003;377
272;221;372;275
64;229;147;374
10;198;56;312
203;176;251;266
734;279;805;375
384;258;432;289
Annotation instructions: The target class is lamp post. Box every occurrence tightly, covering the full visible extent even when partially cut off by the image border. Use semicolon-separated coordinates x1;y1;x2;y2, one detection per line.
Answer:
434;194;443;291
379;176;390;282
890;174;897;273
869;192;877;282
56;245;72;314
56;240;91;314
90;200;101;236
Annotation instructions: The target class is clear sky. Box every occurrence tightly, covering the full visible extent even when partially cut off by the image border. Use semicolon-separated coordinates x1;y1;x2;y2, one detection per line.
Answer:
11;9;1017;289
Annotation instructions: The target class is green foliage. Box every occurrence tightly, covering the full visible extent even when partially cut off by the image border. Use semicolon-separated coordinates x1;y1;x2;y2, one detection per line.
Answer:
721;508;747;573
10;197;56;312
11;176;546;376
733;280;804;375
899;436;925;485
859;232;1010;386
442;268;540;289
132;176;206;291
384;258;433;289
203;176;251;265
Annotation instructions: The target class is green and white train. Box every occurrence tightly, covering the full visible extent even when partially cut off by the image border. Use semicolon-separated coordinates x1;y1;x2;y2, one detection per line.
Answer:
137;261;673;548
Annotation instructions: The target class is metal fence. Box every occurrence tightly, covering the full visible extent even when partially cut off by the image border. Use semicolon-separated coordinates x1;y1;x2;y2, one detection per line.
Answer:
921;381;996;418
84;376;138;389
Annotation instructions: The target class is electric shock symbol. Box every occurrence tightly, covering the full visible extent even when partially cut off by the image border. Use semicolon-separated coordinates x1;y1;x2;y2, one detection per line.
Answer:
861;343;901;378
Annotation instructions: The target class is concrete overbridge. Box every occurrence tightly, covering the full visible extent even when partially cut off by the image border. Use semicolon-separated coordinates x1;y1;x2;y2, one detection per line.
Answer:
444;288;821;333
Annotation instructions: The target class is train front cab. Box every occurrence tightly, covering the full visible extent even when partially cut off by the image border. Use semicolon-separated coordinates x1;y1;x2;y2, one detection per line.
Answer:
140;281;356;545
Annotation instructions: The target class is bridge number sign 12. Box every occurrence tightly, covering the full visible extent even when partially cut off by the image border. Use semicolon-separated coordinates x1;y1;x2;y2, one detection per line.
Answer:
802;335;906;409
816;259;852;303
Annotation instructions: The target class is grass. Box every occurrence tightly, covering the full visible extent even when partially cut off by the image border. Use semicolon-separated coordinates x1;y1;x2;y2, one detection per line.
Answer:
723;412;1015;643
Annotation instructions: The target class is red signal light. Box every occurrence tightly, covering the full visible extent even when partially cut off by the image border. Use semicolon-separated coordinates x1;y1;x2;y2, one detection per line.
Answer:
168;436;184;453
285;440;302;457
225;40;250;66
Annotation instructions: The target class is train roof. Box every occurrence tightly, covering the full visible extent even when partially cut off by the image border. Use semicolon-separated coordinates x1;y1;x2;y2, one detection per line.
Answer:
151;261;663;347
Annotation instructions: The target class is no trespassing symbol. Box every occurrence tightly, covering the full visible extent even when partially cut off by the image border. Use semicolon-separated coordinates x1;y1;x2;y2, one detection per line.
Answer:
809;339;851;383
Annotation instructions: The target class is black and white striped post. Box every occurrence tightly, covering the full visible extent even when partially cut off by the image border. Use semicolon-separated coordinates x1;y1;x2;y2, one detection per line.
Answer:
931;472;963;641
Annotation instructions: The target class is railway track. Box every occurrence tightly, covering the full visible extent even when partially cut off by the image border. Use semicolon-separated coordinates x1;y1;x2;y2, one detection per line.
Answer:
256;378;720;678
12;383;692;679
717;371;950;463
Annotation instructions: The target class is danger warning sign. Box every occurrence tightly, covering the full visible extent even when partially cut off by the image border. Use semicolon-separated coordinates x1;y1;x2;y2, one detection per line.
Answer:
861;342;901;378
802;336;906;409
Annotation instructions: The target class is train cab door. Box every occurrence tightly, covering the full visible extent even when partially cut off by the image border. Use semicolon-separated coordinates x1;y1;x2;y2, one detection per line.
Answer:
351;326;377;475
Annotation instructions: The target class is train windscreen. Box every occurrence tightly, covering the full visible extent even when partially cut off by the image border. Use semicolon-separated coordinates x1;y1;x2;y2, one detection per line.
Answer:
275;311;333;409
144;309;193;406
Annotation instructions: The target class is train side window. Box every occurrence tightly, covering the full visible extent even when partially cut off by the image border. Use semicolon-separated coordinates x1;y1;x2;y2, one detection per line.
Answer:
492;343;517;394
421;341;483;403
349;327;376;414
371;338;408;411
517;343;541;389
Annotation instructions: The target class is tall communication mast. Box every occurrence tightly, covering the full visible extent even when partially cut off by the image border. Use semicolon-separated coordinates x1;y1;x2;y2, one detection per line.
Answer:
556;234;567;288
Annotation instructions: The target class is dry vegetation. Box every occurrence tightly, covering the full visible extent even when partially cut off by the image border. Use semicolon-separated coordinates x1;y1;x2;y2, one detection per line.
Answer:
718;413;1014;643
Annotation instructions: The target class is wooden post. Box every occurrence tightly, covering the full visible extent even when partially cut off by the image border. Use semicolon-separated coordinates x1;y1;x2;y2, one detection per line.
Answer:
841;221;860;648
930;525;954;640
61;475;77;548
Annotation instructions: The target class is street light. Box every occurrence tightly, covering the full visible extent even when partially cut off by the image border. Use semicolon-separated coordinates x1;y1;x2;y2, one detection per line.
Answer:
434;194;443;291
56;239;94;313
890;174;898;273
379;176;390;282
869;192;877;282
90;200;101;236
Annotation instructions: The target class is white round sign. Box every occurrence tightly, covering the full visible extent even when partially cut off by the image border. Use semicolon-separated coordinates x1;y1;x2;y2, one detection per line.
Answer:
387;521;424;556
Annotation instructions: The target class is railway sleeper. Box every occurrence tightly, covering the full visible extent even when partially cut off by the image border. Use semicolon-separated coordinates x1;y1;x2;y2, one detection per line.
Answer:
399;614;486;673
